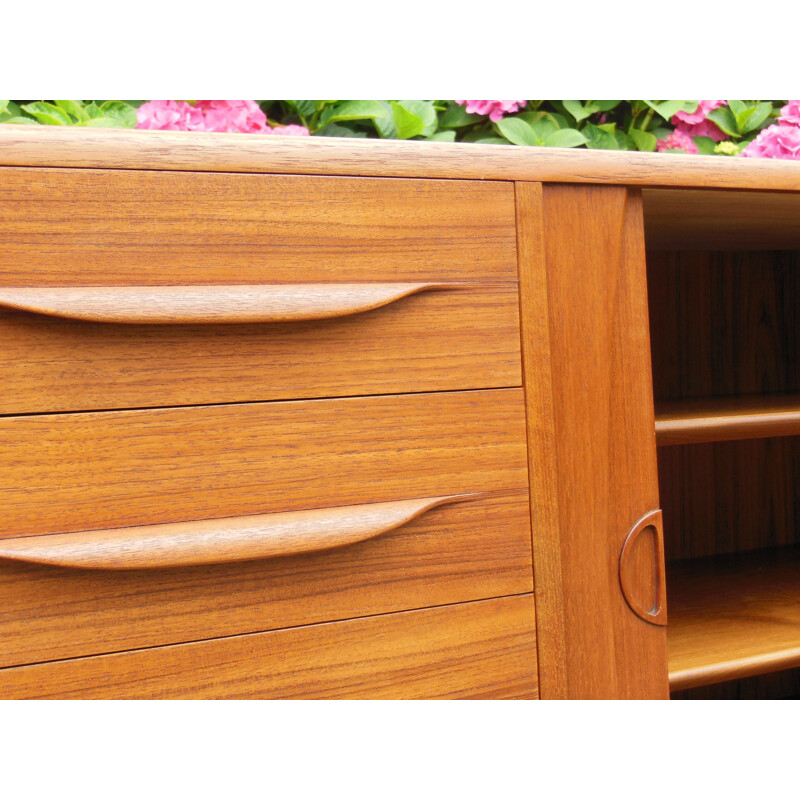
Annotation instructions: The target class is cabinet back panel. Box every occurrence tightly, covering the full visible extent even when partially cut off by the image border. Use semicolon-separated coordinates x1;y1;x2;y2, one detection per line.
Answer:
647;250;800;402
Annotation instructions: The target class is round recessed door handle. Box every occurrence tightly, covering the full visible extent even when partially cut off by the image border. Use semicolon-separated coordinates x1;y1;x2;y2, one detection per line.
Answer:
619;509;667;626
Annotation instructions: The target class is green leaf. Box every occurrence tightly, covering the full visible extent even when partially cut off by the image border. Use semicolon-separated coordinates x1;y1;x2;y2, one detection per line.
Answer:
469;136;508;145
288;100;315;118
563;100;596;123
85;117;130;128
318;100;388;129
98;101;137;127
706;106;739;137
2;116;38;124
741;102;772;135
643;100;698;121
693;135;717;155
629;128;656;152
728;100;748;117
425;130;457;142
582;123;618;149
0;100;8;115
396;100;437;136
495;117;540;146
544;128;588;148
439;103;480;129
517;111;569;129
54;100;90;123
20;102;71;125
372;101;398;138
391;102;425;139
614;129;635;150
315;122;369;138
595;100;622;112
83;102;103;119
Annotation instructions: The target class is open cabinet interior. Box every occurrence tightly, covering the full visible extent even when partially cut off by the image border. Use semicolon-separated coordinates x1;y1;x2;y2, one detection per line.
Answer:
643;188;800;700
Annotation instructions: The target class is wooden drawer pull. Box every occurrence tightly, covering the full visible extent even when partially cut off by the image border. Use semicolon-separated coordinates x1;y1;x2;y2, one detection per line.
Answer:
0;283;453;324
0;495;470;570
619;509;668;626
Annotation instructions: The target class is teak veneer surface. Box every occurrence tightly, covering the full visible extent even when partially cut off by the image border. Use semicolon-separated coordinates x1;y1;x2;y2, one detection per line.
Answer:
518;183;668;699
0;491;532;667
0;389;528;539
668;545;800;691
3;126;800;190
0;594;539;699
655;393;800;445
0;168;516;285
0;284;521;414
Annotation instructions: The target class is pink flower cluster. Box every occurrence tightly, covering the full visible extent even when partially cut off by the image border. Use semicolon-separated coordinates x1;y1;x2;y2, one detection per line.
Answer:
455;100;526;122
740;100;800;159
657;100;727;153
136;100;309;136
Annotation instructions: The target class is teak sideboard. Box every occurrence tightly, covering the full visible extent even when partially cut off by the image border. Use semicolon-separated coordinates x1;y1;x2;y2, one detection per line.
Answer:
1;127;799;700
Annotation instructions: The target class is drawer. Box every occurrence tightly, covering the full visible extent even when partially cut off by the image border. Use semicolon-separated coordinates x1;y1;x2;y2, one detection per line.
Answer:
0;168;519;413
0;491;532;667
0;388;527;538
0;595;539;699
0;389;530;665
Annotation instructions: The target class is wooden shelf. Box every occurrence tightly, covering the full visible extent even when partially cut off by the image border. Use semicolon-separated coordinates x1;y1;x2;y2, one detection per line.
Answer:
655;393;800;446
667;545;800;691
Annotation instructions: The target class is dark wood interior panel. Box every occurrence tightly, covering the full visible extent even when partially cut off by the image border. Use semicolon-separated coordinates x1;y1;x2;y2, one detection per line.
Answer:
647;249;800;403
658;437;800;562
671;667;800;700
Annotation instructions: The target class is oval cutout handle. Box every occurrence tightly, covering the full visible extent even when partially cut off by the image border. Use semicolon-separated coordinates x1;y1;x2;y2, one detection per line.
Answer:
0;495;471;570
0;283;453;324
619;509;667;626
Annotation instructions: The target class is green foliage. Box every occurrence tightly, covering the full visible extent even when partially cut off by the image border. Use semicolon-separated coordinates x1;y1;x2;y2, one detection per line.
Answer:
2;100;786;155
1;100;138;128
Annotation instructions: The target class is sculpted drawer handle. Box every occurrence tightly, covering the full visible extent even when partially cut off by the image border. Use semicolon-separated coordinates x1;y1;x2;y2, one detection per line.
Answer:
619;509;668;626
0;283;454;324
0;495;470;570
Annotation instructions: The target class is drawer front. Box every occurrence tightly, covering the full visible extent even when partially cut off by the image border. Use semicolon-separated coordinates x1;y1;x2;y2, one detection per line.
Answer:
0;389;527;538
0;595;539;699
0;285;521;414
0;169;519;412
0;390;530;665
0;492;532;667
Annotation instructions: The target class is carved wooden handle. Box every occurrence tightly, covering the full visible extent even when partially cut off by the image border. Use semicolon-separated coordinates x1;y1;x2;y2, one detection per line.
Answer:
619;509;668;626
0;283;453;324
0;495;469;570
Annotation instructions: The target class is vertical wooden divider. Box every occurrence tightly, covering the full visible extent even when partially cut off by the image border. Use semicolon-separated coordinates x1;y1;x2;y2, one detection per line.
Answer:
516;182;669;699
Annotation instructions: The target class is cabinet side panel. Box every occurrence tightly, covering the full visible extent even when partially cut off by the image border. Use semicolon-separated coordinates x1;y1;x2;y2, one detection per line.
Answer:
516;182;568;698
518;182;669;699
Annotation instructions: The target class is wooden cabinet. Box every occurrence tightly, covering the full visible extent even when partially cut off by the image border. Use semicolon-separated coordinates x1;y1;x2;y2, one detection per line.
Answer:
0;126;798;699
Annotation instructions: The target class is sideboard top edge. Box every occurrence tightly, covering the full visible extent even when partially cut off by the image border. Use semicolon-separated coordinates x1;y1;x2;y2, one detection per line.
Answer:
1;125;799;191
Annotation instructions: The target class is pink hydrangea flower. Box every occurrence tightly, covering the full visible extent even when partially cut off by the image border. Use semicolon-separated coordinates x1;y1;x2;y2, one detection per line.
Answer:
670;101;727;142
136;100;269;133
136;100;204;131
193;100;267;133
455;100;526;122
656;129;698;154
267;124;310;136
778;100;800;127
742;123;800;159
672;100;725;126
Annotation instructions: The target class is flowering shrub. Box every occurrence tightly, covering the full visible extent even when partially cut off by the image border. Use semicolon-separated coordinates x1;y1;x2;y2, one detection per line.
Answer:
2;100;798;158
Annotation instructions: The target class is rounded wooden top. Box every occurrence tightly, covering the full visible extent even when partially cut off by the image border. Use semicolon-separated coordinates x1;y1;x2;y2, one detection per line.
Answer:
1;124;800;190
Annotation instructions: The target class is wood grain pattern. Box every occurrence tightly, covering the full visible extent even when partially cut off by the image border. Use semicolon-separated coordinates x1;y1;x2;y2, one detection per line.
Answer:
671;667;800;700
0;284;521;414
644;188;800;250
0;389;528;540
0;594;539;699
668;545;800;691
657;437;800;561
515;182;567;698
3;126;800;190
0;283;454;324
522;183;669;699
0;168;517;285
0;491;532;668
656;393;800;445
0;495;468;570
647;250;800;403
